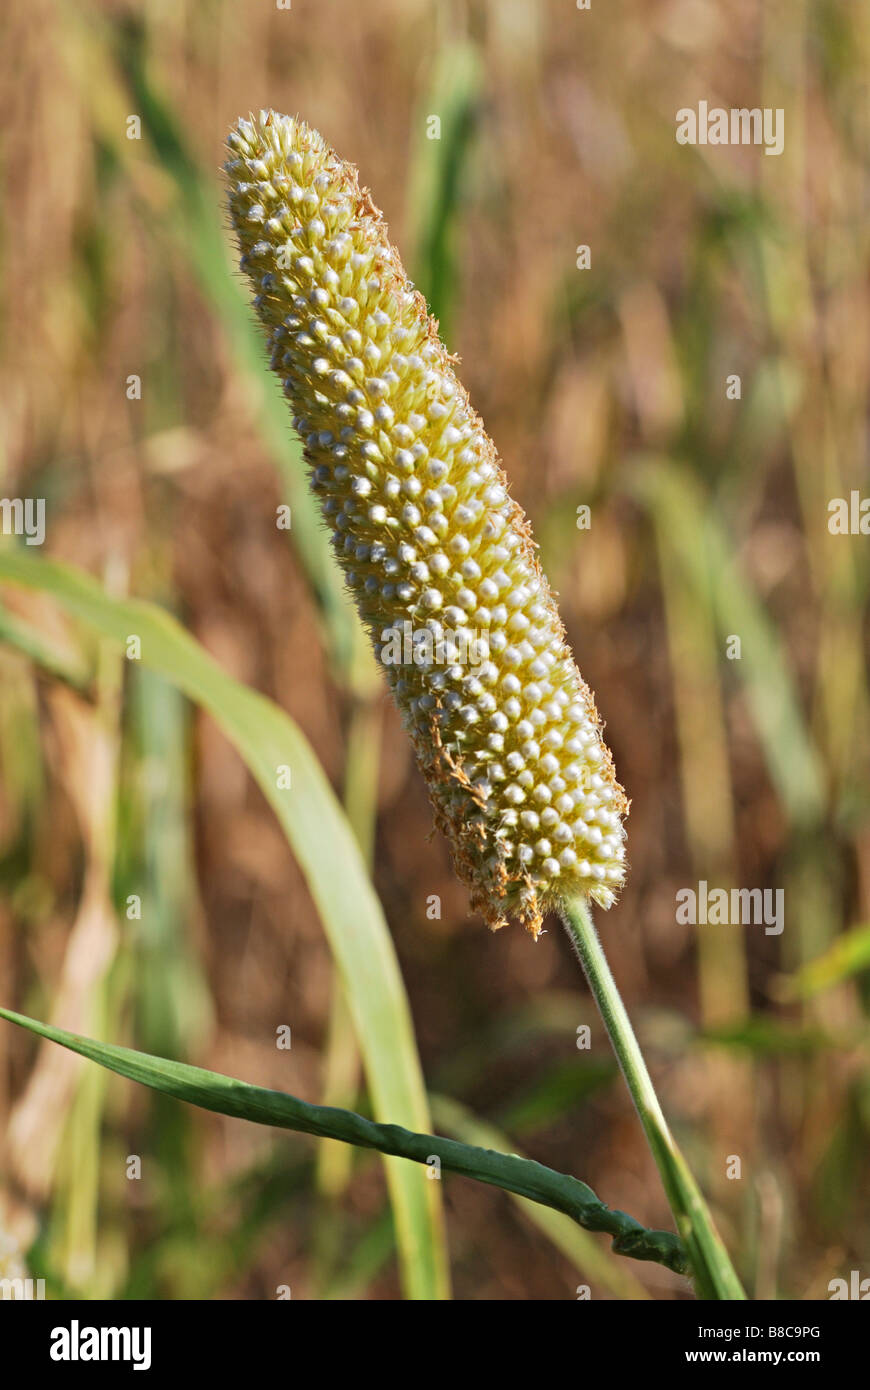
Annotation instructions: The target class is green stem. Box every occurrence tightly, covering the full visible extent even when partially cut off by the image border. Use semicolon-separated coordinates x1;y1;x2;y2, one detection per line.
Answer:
560;893;746;1300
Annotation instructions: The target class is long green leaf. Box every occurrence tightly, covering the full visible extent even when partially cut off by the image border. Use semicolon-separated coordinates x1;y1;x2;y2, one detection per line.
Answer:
777;923;870;1000
407;39;482;340
631;459;825;826
0;547;448;1300
104;17;362;681
0;1006;689;1278
429;1095;654;1298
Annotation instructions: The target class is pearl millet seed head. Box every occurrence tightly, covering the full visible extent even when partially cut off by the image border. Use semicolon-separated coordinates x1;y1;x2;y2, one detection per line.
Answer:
225;110;628;937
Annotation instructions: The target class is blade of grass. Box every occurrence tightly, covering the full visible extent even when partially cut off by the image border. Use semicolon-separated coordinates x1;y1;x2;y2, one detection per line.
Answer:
319;1212;396;1301
42;641;123;1294
117;663;214;1238
0;1006;689;1278
429;1094;653;1299
407;39;482;340
60;7;361;680
630;458;826;827
0;605;92;692
640;455;755;1237
0;547;448;1301
774;924;870;1002
312;693;382;1292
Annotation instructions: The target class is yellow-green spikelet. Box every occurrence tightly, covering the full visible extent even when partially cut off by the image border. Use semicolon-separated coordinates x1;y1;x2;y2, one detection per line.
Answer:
226;110;628;936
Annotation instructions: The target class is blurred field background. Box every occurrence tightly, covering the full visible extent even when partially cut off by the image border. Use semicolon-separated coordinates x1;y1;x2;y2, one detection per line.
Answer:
0;0;868;1300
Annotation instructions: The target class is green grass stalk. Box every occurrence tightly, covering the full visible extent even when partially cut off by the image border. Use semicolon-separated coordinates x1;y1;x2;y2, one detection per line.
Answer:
560;893;746;1301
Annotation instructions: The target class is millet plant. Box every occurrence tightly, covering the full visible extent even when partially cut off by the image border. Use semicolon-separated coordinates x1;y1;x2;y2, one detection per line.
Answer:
222;110;744;1299
0;109;745;1301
